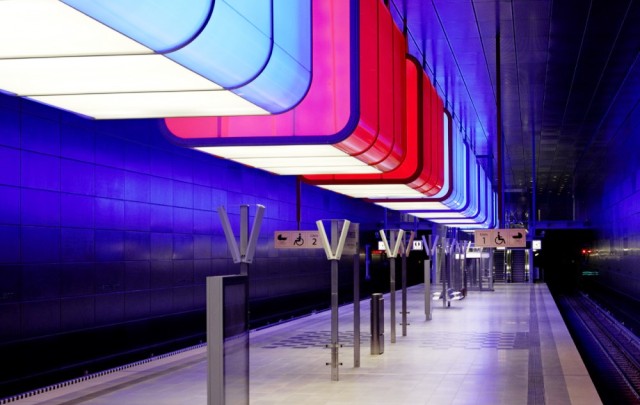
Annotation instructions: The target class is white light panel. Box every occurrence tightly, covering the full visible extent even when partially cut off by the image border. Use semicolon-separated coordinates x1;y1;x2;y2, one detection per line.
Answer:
0;0;151;58
195;145;382;175
196;145;349;159
260;165;380;175
233;156;372;168
31;91;269;119
374;201;450;211
412;212;466;219
318;184;425;198
0;55;222;96
429;218;480;224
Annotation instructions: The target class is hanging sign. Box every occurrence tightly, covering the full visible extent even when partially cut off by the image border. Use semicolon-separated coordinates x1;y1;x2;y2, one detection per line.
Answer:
274;231;322;249
474;229;527;248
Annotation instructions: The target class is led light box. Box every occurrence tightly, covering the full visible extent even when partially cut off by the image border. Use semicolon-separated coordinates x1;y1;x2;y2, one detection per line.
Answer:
165;0;410;175
302;56;446;198
0;0;311;118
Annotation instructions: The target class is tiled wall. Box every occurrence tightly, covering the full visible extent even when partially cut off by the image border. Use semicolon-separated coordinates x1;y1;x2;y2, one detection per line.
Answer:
582;100;640;297
0;94;385;349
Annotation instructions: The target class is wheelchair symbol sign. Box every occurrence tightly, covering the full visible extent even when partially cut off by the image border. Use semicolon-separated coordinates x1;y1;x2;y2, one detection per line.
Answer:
274;231;321;249
474;229;526;248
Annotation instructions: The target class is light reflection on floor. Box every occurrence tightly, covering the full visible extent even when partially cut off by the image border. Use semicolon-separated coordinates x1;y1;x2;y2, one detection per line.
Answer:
9;284;601;405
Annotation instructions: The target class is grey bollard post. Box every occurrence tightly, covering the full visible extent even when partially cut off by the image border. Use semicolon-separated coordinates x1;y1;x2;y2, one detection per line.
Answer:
370;293;384;355
353;252;361;368
424;259;431;320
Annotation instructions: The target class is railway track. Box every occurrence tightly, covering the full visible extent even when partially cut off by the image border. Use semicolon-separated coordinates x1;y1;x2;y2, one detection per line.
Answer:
561;293;640;403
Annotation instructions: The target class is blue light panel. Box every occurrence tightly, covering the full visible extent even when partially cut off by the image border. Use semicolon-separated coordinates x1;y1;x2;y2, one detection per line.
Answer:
166;0;272;88
236;0;312;112
457;182;496;229
435;127;467;209
435;164;487;224
63;0;312;114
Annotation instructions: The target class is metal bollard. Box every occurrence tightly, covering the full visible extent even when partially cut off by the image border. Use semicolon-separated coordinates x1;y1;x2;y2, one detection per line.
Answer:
370;293;384;355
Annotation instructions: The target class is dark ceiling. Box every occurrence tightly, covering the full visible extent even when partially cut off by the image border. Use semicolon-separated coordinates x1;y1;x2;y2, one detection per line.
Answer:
391;0;640;221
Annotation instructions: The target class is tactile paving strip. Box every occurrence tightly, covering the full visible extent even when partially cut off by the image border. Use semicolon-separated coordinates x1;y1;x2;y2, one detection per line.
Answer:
261;330;528;350
262;331;370;349
419;331;529;349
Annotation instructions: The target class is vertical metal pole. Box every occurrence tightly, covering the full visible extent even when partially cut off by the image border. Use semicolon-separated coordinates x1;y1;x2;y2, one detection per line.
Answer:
478;254;483;290
330;221;339;381
390;257;396;343
448;244;453;304
353;252;360;367
296;177;301;229
239;205;249;276
401;249;407;336
431;240;437;288
451;243;456;290
489;248;494;290
389;231;400;343
389;230;397;343
424;259;431;320
207;278;224;405
463;243;467;290
531;101;537;284
365;244;371;280
528;248;533;284
531;114;537;231
440;245;447;308
496;30;504;228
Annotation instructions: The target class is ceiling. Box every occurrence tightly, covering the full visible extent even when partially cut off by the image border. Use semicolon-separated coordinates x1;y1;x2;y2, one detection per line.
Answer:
391;0;640;221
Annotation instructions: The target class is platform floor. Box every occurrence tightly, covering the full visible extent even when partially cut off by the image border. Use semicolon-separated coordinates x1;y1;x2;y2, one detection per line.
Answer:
9;283;601;405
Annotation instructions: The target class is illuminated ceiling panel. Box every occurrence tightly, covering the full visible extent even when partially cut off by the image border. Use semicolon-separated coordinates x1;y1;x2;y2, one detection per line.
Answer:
302;56;446;198
425;169;487;225
369;110;466;211
165;0;408;175
0;0;311;118
410;159;480;220
455;192;497;230
369;108;496;228
317;184;426;199
195;145;380;175
383;158;495;228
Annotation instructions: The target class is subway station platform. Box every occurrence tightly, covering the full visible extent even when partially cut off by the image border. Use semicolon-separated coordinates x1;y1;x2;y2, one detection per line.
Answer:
9;283;601;405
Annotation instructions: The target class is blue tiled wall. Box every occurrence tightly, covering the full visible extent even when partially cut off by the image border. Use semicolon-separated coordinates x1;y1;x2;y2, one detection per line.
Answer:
0;94;385;348
582;99;640;297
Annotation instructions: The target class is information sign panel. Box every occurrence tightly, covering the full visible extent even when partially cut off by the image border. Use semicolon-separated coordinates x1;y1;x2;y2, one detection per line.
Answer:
474;229;527;248
274;230;322;249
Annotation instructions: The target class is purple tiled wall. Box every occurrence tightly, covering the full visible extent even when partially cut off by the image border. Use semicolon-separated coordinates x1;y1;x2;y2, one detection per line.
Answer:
0;94;385;345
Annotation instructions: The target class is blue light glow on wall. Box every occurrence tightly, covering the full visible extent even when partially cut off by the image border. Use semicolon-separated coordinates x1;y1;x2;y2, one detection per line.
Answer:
0;92;384;364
